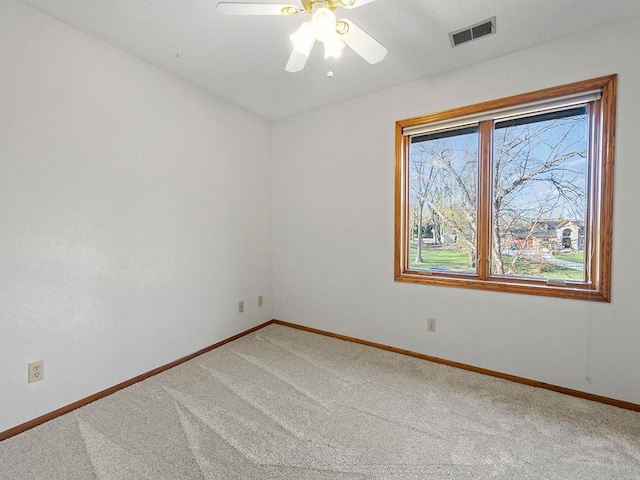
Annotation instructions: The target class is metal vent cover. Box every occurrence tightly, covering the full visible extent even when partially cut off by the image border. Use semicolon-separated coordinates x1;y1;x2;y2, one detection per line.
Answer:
449;16;496;47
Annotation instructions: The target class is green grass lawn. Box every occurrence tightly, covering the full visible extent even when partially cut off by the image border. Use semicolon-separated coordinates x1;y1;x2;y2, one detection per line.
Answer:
409;244;473;271
500;255;584;280
409;244;583;280
552;252;584;263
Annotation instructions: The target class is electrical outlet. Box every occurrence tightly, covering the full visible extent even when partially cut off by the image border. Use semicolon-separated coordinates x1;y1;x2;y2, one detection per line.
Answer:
238;301;244;313
427;318;436;333
258;295;263;307
28;360;44;383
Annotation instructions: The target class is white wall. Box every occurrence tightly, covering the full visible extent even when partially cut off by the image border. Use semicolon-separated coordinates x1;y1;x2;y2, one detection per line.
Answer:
273;18;640;404
2;0;638;436
0;0;272;433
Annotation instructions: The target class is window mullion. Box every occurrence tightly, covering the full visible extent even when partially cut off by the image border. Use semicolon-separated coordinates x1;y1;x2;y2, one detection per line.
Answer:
476;120;493;279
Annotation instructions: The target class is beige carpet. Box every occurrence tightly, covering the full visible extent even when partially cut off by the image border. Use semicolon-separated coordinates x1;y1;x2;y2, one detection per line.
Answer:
1;324;639;479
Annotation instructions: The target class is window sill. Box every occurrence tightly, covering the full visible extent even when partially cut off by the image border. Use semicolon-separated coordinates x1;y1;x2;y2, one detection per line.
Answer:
395;270;610;302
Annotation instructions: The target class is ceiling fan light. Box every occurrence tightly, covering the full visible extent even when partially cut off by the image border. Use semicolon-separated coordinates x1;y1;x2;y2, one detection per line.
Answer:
323;34;345;59
311;7;337;42
290;21;314;56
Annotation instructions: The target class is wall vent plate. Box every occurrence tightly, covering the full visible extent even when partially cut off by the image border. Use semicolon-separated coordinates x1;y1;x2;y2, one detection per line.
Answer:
449;17;496;47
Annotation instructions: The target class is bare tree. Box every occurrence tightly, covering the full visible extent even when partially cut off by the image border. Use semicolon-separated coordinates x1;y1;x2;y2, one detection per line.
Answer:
492;116;587;274
409;146;440;263
409;112;587;276
410;134;478;267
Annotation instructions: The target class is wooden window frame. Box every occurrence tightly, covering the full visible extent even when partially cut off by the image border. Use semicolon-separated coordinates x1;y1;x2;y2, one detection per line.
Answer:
395;75;616;302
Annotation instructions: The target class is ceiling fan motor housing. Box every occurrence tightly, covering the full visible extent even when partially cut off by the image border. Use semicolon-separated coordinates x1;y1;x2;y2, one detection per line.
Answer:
302;0;356;13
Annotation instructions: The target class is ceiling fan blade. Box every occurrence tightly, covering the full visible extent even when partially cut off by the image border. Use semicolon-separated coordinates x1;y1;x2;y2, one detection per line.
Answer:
343;0;376;9
285;45;313;72
217;2;298;15
339;19;387;64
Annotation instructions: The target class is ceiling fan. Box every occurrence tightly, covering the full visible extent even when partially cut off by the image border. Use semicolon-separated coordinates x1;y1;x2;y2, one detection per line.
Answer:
217;0;388;72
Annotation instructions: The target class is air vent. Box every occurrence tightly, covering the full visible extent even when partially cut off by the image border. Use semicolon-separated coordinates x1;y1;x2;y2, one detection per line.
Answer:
449;17;496;47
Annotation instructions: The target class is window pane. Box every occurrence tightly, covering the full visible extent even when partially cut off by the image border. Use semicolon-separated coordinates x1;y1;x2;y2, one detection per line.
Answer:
409;126;479;274
491;107;588;281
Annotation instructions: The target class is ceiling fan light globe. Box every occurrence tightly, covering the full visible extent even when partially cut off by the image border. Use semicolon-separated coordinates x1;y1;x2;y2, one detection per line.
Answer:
290;21;314;56
311;7;337;42
323;34;345;59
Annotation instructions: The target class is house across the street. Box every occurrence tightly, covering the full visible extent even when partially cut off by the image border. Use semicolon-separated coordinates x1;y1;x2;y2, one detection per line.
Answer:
502;220;584;252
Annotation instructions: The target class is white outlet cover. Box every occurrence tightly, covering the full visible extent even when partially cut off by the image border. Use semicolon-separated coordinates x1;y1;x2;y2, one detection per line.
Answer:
28;360;44;383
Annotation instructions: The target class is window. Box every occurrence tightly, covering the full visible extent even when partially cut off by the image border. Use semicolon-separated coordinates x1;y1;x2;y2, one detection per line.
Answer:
395;75;616;301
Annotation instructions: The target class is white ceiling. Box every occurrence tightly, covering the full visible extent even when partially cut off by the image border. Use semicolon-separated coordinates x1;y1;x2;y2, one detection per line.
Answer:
16;0;640;120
